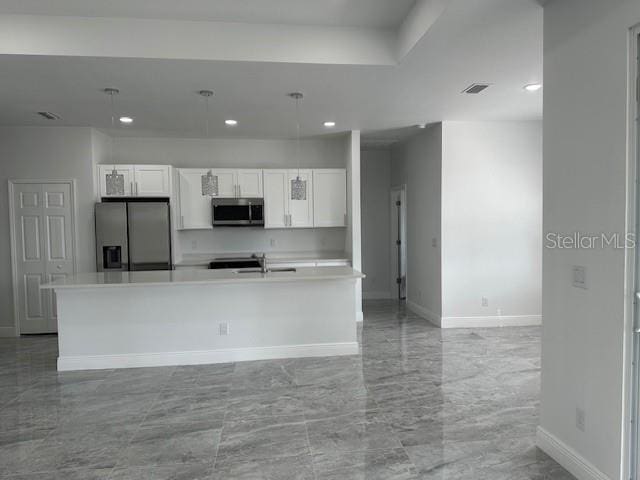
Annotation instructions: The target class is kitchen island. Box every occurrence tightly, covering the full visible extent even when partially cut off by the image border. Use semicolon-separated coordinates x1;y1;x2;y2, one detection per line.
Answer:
42;267;363;371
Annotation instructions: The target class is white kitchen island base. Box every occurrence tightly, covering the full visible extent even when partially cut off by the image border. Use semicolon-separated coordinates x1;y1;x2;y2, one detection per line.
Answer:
45;267;362;371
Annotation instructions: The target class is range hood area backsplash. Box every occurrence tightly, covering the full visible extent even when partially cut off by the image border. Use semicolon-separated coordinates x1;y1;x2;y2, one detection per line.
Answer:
177;228;347;256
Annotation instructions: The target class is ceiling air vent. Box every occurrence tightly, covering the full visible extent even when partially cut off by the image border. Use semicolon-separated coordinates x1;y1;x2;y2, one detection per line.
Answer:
37;111;61;120
462;83;491;94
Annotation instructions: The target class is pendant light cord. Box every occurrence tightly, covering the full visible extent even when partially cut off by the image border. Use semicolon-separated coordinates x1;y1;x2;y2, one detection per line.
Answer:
109;91;115;164
296;95;301;179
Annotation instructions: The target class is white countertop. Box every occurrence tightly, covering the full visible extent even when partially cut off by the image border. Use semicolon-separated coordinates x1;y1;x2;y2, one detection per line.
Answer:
41;266;364;290
176;251;350;267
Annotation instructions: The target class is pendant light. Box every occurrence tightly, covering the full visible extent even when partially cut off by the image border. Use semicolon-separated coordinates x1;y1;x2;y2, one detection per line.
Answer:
199;90;219;197
288;92;306;201
103;88;125;196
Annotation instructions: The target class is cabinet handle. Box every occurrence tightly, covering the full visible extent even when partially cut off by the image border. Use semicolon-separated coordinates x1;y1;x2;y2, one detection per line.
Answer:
135;182;139;196
238;184;241;197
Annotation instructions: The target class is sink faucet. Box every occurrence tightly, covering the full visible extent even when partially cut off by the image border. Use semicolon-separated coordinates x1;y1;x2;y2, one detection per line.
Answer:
258;253;268;274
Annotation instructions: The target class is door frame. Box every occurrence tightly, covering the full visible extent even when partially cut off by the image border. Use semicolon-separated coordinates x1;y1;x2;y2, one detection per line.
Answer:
390;184;407;300
8;179;79;336
625;24;640;480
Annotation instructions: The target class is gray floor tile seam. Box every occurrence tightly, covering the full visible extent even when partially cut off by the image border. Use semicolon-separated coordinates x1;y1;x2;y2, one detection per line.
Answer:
302;415;319;480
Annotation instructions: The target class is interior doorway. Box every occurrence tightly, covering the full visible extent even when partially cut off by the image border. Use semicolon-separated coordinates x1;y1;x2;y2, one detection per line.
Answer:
9;180;77;335
390;185;407;300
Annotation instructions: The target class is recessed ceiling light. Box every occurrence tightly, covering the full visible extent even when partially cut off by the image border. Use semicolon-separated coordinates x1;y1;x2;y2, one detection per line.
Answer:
225;119;238;126
323;121;336;128
37;111;61;120
524;83;542;92
119;116;133;124
417;124;427;129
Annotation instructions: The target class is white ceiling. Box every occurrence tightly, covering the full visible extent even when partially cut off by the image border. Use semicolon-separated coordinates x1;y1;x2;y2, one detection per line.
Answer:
0;0;417;29
0;0;543;142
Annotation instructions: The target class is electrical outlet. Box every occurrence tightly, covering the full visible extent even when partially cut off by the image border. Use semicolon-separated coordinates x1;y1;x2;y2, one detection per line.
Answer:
576;408;586;432
219;323;229;336
270;238;276;247
572;266;587;289
482;297;489;307
432;238;437;248
191;240;198;251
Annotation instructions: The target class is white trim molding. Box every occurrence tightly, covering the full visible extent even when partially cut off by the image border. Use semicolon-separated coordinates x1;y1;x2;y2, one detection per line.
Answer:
57;342;360;371
407;300;442;327
536;427;611;480
363;291;393;300
356;311;364;323
440;314;541;329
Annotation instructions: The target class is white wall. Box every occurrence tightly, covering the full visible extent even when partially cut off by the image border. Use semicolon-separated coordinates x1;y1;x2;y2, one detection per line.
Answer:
0;127;98;334
361;148;392;299
391;124;442;319
109;135;351;258
540;1;640;479
441;121;542;324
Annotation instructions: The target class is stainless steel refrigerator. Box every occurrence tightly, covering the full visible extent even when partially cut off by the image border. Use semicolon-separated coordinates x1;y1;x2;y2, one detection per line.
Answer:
95;201;172;272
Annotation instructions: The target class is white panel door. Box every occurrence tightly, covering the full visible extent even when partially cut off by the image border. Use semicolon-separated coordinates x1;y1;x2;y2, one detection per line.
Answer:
211;169;237;198
313;169;347;227
288;170;314;228
177;169;213;230
237;169;263;198
263;170;289;229
134;165;171;197
99;165;134;197
12;182;75;334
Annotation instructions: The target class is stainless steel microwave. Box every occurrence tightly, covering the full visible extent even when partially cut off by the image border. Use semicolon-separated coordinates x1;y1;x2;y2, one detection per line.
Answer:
212;198;264;227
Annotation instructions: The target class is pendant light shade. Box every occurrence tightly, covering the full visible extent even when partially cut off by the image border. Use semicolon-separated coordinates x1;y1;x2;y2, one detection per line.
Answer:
103;88;125;196
288;92;307;201
198;90;219;197
201;169;218;196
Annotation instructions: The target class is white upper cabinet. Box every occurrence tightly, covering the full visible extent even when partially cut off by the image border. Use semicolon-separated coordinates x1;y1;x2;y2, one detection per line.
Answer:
287;170;314;228
263;170;289;229
313;169;347;227
263;169;314;229
209;169;263;198
211;169;237;198
134;165;171;197
177;169;212;230
98;165;135;197
237;169;263;198
99;164;170;198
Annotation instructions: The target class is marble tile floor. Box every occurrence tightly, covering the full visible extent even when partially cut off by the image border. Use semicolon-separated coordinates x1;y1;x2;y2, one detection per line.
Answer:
0;300;574;479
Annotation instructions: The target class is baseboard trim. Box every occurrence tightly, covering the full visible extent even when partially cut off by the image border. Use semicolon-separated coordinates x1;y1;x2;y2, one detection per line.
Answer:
440;314;541;329
362;291;392;300
356;311;364;323
406;300;442;327
57;342;360;371
0;326;17;337
536;427;611;480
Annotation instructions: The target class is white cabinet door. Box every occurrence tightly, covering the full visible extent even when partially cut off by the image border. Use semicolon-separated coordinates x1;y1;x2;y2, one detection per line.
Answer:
177;169;213;230
288;170;314;228
237;169;263;198
134;165;171;197
98;165;134;197
212;169;237;198
263;170;289;229
313;169;347;227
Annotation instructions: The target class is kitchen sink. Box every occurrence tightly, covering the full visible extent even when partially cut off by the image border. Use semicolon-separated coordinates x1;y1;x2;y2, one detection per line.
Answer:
230;267;297;274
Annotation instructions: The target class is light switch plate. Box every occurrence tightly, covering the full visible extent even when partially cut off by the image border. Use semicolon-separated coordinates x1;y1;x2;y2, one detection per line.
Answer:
572;266;587;289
